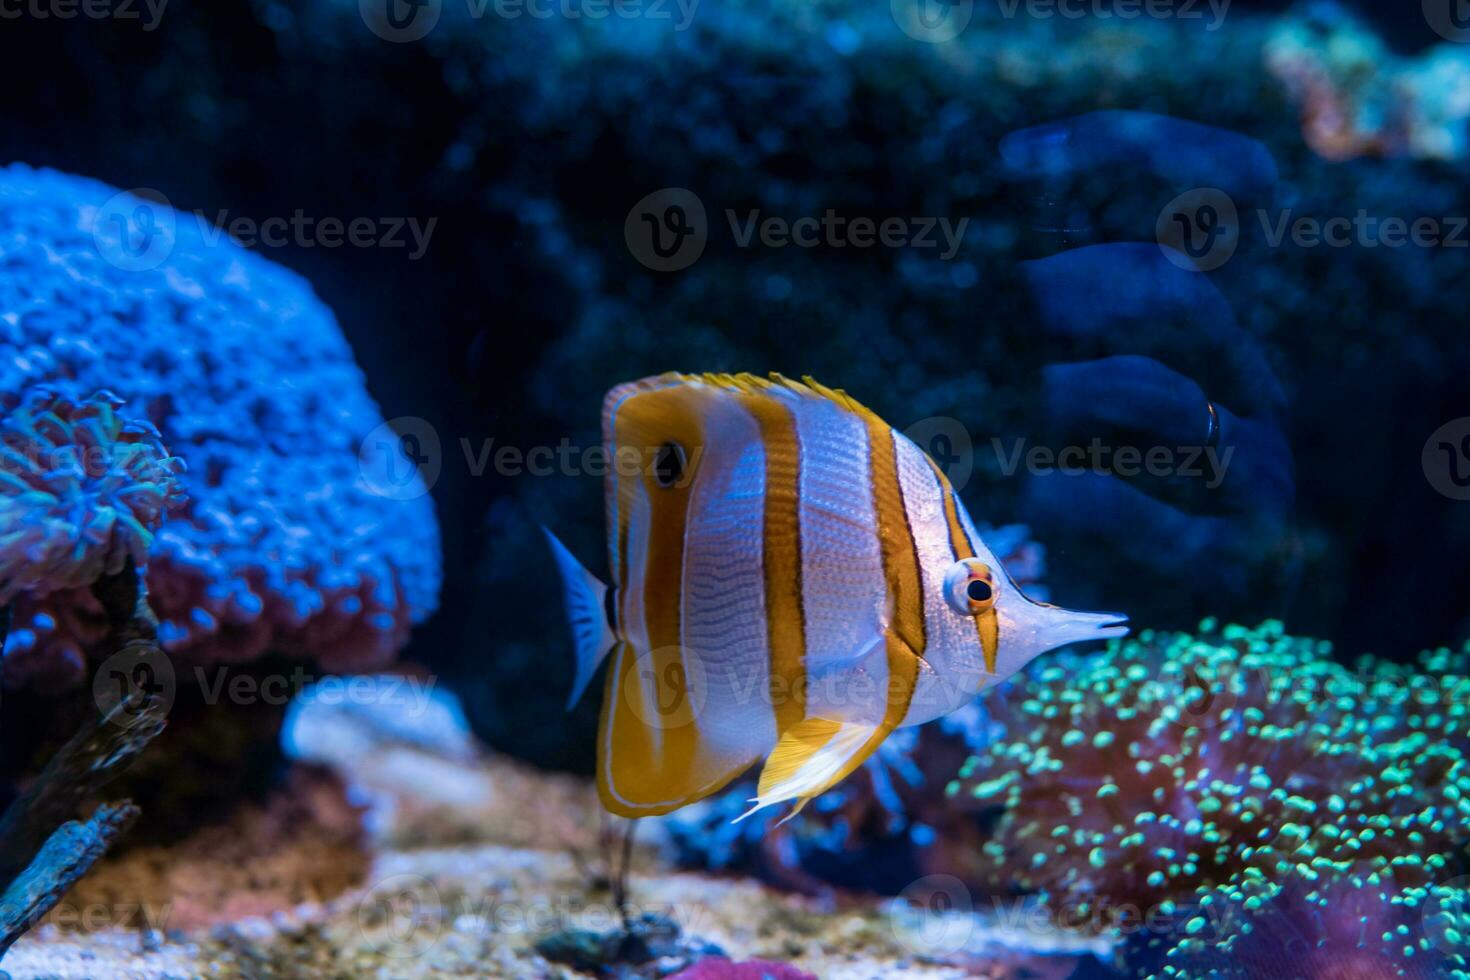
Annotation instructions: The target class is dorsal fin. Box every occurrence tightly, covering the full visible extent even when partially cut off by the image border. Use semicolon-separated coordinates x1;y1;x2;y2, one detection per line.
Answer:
604;372;878;423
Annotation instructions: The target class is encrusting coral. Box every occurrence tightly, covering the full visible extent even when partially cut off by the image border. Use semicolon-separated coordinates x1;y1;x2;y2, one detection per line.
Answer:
0;166;440;691
948;620;1470;976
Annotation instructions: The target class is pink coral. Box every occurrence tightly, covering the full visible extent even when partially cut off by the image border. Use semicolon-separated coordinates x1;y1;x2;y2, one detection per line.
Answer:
668;958;817;980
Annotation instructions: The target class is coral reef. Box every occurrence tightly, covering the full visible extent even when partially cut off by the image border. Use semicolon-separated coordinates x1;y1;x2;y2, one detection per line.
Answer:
1266;3;1470;161
0;388;185;608
948;620;1470;976
0;166;440;691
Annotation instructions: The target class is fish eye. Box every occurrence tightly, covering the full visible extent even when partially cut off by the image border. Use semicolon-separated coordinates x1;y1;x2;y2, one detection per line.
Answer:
944;558;996;616
653;441;687;488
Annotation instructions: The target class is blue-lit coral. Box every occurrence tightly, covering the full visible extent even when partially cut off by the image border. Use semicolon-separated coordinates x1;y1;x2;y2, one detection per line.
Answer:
0;166;440;690
947;620;1470;976
0;387;184;605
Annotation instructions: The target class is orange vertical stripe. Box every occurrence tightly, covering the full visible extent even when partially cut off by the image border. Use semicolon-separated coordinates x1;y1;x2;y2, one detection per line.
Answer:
735;389;806;735
925;456;998;676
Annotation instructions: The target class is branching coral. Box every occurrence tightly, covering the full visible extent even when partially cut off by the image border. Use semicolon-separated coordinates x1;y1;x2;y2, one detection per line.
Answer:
947;621;1470;975
0;388;185;607
0;166;441;690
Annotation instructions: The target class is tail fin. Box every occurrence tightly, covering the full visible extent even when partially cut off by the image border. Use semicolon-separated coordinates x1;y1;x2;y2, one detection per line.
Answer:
540;526;617;709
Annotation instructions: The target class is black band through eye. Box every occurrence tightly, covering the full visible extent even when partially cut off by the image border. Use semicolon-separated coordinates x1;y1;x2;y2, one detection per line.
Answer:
966;579;993;603
653;442;687;488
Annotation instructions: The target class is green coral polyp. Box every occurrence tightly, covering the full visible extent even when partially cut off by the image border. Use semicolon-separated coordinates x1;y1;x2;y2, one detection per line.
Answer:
947;620;1470;975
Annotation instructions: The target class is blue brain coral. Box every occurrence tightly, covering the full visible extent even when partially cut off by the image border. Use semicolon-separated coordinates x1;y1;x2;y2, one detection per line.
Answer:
0;166;440;690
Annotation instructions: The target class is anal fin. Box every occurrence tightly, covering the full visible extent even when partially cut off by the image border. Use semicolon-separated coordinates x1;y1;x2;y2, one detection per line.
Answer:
734;716;892;825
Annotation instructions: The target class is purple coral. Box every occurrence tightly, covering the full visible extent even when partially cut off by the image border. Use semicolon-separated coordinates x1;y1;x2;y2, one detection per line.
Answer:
0;388;184;605
0;166;440;690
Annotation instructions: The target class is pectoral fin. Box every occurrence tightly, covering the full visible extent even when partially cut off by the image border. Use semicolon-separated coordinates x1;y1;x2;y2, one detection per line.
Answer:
734;716;893;824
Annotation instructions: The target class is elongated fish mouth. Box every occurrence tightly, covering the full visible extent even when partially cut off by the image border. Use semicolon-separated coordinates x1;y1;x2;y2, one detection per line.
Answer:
1028;603;1131;650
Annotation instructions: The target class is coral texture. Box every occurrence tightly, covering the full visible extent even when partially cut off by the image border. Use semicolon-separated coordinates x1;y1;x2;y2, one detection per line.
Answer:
0;388;184;605
948;621;1470;975
0;166;440;690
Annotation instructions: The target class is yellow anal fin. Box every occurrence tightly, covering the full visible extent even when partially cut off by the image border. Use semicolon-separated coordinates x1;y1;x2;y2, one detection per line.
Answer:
596;643;760;818
734;716;891;825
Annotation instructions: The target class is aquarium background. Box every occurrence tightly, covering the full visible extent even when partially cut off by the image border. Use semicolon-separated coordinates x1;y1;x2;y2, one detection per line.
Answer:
0;0;1468;977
